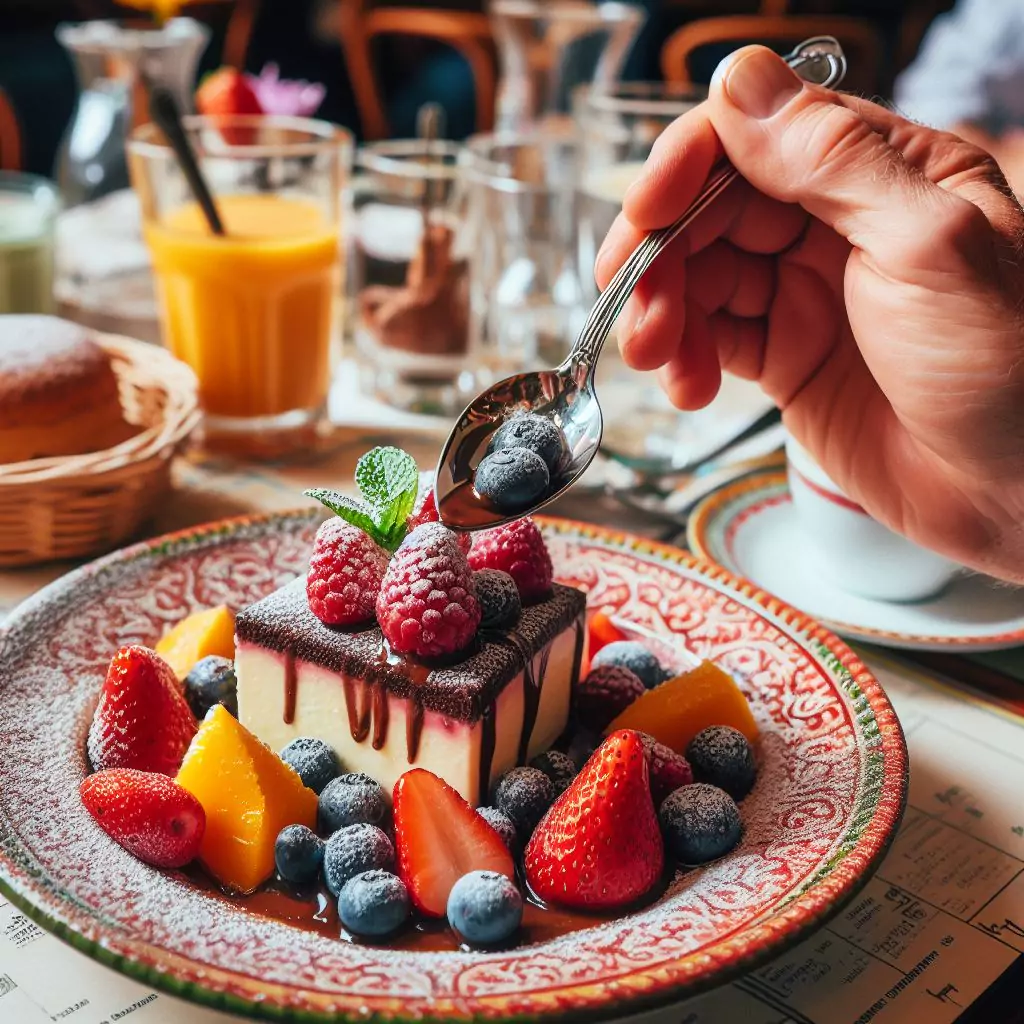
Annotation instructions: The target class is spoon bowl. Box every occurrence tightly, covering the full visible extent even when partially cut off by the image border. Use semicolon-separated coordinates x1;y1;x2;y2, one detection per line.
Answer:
437;36;847;532
436;364;601;529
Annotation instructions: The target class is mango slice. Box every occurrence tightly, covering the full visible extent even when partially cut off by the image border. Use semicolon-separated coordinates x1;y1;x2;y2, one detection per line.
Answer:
606;661;758;753
156;605;235;678
176;705;317;893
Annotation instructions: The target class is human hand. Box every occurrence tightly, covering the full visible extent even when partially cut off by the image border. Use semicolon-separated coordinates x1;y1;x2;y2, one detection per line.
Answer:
595;46;1024;582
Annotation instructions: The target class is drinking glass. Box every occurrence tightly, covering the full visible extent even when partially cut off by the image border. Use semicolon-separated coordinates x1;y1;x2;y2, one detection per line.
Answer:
349;139;473;415
128;115;352;458
461;129;587;372
490;0;645;132
0;173;60;314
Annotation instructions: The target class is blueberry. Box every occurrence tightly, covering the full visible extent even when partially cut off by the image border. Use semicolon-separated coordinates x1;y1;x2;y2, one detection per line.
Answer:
183;656;237;718
528;750;576;793
319;772;386;833
487;412;568;474
475;449;549;513
686;726;758;800
280;737;340;795
474;569;522;629
558;726;601;771
591;641;667;689
447;870;523;946
274;824;324;885
323;823;395;896
493;766;555;836
476;806;519;853
659;783;742;864
339;869;410;938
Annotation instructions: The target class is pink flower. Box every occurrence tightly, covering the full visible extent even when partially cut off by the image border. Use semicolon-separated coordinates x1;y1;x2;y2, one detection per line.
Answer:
244;63;326;117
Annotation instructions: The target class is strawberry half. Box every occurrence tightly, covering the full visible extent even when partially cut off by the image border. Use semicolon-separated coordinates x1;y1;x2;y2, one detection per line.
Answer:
393;769;514;918
525;730;663;909
87;645;198;776
81;769;206;869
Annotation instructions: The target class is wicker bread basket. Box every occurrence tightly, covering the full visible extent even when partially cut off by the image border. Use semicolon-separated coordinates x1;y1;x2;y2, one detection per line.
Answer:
0;333;200;567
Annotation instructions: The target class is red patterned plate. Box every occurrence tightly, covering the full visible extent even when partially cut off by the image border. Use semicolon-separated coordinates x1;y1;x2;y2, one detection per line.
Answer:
0;512;907;1022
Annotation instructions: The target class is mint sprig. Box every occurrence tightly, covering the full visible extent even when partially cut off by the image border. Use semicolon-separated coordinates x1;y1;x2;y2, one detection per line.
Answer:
305;446;419;552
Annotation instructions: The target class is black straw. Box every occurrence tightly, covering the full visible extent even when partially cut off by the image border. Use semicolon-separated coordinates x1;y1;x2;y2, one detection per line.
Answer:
148;86;226;236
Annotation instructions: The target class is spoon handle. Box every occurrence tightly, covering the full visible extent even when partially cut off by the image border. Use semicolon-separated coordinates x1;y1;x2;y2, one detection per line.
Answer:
564;35;847;380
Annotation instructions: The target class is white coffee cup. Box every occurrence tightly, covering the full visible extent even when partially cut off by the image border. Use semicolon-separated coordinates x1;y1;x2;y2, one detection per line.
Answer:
785;437;960;602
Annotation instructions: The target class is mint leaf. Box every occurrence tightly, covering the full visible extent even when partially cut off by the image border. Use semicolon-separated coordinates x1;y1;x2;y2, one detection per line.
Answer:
304;488;382;544
354;447;419;549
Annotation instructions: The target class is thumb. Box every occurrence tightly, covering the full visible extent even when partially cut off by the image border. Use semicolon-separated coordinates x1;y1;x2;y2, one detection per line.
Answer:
709;46;989;278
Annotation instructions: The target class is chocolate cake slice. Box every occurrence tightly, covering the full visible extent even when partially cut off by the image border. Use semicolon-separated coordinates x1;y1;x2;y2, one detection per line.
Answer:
235;578;586;805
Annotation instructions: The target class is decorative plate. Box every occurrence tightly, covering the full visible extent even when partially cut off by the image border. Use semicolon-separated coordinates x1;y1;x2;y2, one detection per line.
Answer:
0;511;907;1022
689;472;1024;652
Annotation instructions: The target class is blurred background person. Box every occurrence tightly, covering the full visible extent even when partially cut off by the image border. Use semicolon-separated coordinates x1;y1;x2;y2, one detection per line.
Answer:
895;0;1024;194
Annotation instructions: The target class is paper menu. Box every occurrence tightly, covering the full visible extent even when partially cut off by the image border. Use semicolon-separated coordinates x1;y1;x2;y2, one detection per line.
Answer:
1;655;1021;1024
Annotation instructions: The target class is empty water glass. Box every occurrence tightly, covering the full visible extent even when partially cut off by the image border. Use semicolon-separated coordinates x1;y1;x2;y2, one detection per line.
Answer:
461;130;587;373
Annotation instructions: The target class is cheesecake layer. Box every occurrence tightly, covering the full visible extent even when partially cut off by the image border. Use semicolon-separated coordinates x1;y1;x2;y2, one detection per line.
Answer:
235;579;587;804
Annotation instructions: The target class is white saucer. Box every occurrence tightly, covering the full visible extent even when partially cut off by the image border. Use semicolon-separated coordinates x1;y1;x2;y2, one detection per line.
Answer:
688;471;1024;651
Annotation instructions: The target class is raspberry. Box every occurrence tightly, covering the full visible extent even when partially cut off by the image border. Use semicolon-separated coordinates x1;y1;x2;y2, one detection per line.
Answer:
307;519;389;626
528;749;577;793
574;664;645;731
407;483;471;553
376;523;481;657
468;518;552;604
639;732;694;805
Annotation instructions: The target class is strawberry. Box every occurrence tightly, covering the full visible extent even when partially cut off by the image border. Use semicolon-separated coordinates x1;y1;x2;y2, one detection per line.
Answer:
81;769;206;869
195;67;262;145
393;768;514;918
588;611;626;657
87;645;198;776
525;730;663;909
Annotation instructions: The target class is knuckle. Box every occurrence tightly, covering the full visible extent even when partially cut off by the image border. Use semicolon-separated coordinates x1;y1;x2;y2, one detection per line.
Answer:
784;102;892;187
890;199;989;272
929;199;991;259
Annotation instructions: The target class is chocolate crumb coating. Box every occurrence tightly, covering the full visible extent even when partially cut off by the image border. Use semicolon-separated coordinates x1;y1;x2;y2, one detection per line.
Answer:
236;578;586;723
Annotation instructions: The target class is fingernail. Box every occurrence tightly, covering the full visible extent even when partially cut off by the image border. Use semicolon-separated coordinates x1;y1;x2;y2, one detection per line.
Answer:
594;245;612;284
720;49;802;119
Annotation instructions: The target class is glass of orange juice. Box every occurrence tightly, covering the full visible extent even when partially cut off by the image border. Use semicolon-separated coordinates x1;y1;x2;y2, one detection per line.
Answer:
128;115;352;457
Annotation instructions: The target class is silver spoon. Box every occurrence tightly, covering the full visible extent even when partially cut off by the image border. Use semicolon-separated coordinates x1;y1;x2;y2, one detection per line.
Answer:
436;36;847;530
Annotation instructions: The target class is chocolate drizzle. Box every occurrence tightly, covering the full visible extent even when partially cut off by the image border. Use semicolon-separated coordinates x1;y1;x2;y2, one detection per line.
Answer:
406;698;424;763
342;677;370;743
283;649;297;725
570;616;586;695
371;680;389;750
478;703;497;802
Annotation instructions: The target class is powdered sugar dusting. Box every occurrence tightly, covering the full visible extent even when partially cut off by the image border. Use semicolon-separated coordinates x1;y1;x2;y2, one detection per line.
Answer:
0;511;904;1020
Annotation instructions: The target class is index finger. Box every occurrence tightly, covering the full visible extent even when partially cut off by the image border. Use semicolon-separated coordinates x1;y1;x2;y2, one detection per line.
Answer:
622;101;724;229
594;104;721;290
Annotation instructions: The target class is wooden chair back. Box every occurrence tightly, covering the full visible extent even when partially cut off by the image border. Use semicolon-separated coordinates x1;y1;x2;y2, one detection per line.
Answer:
661;14;885;96
339;1;495;140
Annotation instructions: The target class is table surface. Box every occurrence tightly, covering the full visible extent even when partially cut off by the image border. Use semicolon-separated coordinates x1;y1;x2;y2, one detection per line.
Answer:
1;438;1022;1024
